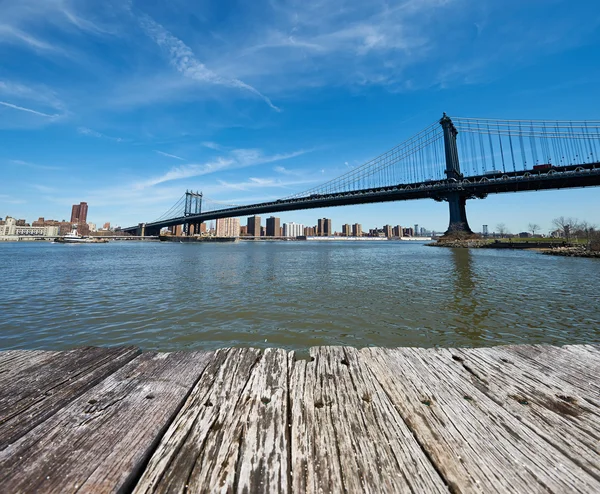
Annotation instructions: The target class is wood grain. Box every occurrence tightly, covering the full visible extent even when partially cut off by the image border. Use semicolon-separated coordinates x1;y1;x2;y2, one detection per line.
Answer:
0;346;140;449
361;346;600;493
289;346;448;493
0;351;213;493
133;347;290;493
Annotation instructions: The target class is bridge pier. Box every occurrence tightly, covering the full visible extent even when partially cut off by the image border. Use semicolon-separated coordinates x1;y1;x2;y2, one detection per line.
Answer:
446;193;472;234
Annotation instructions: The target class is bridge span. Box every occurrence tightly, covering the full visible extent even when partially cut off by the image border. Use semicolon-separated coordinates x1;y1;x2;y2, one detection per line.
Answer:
123;114;600;236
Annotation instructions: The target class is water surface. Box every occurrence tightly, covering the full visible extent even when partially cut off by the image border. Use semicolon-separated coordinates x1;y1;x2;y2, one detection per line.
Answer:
1;241;598;351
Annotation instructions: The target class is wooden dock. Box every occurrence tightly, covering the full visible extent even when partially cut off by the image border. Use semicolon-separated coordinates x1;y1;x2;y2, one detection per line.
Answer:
0;344;599;493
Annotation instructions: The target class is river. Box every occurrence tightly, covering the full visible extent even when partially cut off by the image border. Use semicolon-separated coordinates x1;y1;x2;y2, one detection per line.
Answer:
1;240;599;351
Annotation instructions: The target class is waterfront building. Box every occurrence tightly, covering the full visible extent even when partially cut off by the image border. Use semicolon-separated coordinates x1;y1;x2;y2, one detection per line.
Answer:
190;223;206;235
247;216;261;236
304;226;316;236
266;216;280;237
103;222;111;230
216;218;240;237
414;224;419;236
483;225;489;236
88;223;97;232
342;224;351;236
393;225;402;237
240;225;248;236
283;222;304;237
317;218;332;236
383;225;393;238
352;223;362;237
403;227;414;237
0;217;59;237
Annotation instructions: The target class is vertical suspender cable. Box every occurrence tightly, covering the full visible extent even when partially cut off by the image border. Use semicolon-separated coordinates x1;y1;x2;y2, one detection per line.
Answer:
498;123;506;173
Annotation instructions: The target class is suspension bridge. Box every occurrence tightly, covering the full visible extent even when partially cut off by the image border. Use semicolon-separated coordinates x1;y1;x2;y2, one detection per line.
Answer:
122;114;600;236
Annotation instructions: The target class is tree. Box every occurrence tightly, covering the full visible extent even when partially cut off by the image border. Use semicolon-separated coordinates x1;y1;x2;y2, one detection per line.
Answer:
528;223;540;237
496;223;507;238
552;217;579;242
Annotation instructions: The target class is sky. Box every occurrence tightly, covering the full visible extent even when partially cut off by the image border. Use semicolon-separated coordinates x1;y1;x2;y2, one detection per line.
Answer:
1;0;600;234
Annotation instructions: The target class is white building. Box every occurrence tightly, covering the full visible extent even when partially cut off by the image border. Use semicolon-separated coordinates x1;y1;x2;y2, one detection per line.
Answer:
0;217;59;237
216;217;240;237
283;222;304;237
88;222;97;232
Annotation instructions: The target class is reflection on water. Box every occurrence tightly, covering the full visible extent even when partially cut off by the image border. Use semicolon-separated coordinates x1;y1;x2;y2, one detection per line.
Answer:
450;248;484;342
0;241;599;351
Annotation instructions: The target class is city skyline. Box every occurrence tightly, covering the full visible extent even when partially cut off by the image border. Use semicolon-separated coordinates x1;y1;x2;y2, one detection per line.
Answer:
1;1;600;232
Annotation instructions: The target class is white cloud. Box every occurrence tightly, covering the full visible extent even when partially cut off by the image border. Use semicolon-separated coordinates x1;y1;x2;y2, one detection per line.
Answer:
0;101;59;118
139;14;281;112
10;159;62;171
155;150;185;161
201;141;222;151
77;127;124;142
136;148;310;189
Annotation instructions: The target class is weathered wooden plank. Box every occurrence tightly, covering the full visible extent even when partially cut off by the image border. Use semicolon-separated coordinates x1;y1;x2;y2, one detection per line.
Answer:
289;346;448;493
449;346;600;480
362;346;600;493
499;345;600;402
134;347;289;493
0;351;213;493
0;346;140;449
0;350;58;378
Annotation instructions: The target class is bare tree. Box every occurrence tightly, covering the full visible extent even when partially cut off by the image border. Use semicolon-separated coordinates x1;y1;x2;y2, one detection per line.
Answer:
528;223;540;237
552;217;579;242
576;221;598;249
496;223;507;238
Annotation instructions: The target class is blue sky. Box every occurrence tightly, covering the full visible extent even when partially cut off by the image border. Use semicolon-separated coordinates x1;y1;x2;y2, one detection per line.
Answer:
1;0;599;233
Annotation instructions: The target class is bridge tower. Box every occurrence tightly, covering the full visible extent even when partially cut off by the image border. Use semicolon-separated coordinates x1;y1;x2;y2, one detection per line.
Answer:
184;190;203;235
440;113;473;235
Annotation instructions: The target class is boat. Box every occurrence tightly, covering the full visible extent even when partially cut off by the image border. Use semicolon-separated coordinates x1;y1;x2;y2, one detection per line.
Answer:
55;231;109;244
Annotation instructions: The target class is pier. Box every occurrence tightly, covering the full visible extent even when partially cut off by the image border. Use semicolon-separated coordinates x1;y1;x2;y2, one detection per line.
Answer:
1;344;599;492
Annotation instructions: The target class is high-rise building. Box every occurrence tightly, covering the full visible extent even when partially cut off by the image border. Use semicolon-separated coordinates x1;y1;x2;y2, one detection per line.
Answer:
88;223;97;232
304;226;316;236
283;222;304;237
393;225;402;237
403;227;414;237
266;216;280;237
414;224;419;236
317;218;332;236
247;216;261;236
190;222;206;235
383;225;393;238
216;217;240;237
483;225;489;236
352;223;362;237
70;202;88;223
103;222;111;230
342;224;351;236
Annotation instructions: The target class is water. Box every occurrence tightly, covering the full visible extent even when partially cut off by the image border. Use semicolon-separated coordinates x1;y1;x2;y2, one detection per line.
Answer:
1;241;599;351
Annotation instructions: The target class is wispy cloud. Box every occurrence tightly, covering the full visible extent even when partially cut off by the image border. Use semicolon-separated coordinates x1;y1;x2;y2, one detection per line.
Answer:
201;141;223;151
77;127;124;142
0;24;61;53
155;150;185;161
138;14;281;112
137;148;310;189
215;176;320;193
10;159;62;171
0;101;59;118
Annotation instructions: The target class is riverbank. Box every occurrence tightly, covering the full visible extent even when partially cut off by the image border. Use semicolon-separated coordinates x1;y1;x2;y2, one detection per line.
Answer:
540;245;600;258
1;344;599;492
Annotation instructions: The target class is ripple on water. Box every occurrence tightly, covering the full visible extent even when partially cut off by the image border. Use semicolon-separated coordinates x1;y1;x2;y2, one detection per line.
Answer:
0;241;599;351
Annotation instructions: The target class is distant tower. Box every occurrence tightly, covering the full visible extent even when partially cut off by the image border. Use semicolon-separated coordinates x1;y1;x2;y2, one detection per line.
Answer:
483;225;489;236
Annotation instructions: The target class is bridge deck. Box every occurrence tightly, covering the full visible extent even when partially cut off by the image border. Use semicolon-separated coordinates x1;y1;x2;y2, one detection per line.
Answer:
1;344;599;492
